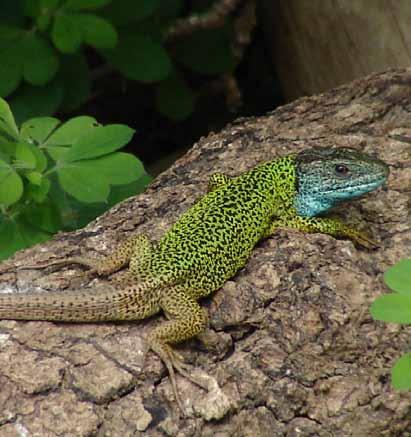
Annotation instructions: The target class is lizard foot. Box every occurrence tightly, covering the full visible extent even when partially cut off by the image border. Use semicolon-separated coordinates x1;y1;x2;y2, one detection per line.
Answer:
343;229;380;249
168;347;210;391
149;340;210;415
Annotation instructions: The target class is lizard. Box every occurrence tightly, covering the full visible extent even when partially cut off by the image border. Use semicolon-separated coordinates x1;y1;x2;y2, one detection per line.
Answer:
0;146;389;413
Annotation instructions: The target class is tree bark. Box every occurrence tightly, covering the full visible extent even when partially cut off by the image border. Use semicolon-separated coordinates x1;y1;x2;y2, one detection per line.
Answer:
263;1;411;100
0;69;410;436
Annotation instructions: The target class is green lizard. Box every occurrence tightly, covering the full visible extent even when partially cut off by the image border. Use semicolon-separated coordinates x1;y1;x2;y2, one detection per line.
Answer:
0;147;389;412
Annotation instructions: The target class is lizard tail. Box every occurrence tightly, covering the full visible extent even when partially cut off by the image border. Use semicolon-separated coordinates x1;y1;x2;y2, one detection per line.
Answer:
0;280;161;322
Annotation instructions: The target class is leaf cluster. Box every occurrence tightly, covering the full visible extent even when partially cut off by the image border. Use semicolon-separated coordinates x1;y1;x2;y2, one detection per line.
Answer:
0;97;150;260
1;0;237;123
370;259;411;390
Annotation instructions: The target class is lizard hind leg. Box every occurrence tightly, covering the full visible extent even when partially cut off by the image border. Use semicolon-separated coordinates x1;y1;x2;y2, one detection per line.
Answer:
111;234;154;286
20;233;153;277
128;234;154;280
147;287;209;413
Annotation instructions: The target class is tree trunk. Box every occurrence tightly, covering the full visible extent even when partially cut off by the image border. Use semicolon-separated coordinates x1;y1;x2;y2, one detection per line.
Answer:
263;0;411;100
0;69;410;436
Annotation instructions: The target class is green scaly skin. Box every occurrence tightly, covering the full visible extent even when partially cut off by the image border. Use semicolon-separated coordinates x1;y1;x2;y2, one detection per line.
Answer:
0;147;389;413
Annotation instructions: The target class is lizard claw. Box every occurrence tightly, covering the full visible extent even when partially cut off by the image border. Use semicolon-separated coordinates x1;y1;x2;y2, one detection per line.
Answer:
346;229;380;249
148;339;210;415
168;349;210;391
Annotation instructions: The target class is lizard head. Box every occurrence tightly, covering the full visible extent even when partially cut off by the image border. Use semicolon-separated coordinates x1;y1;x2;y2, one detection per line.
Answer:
294;147;389;217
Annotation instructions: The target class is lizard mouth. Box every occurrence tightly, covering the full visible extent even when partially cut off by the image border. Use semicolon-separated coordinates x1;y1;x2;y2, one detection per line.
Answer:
322;176;387;197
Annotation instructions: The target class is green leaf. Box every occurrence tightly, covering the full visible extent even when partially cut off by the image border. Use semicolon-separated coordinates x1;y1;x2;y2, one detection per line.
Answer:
0;62;21;97
384;259;411;294
0;25;23;52
35;0;59;30
9;81;64;124
31;145;48;172
22;198;61;233
156;73;195;121
21;33;59;85
135;0;183;40
65;0;111;10
15;135;49;173
46;115;100;147
37;15;51;32
0;98;19;139
102;32;171;82
52;11;117;52
51;13;82;53
0;220;14;260
392;353;411;390
86;152;144;184
56;151;142;202
74;13;118;49
26;171;43;185
48;168;150;230
47;175;98;228
0;218;51;261
370;294;411;324
58;163;111;202
40;0;60;11
0;159;24;206
58;53;91;111
100;0;159;25
46;146;67;161
0;27;58;95
174;27;236;75
23;0;40;18
15;142;37;169
63;124;134;162
27;177;51;202
20;117;61;145
0;141;15;161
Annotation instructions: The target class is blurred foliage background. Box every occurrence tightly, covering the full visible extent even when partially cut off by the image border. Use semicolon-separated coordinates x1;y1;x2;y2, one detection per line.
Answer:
0;0;281;177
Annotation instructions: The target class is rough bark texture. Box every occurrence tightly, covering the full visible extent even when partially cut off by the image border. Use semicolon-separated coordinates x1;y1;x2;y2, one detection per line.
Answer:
0;69;410;436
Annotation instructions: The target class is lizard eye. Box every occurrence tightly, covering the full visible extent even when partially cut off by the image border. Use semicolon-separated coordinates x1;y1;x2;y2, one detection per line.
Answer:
335;164;349;175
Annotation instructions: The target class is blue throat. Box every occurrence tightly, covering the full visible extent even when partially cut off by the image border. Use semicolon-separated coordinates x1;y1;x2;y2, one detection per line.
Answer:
294;195;335;217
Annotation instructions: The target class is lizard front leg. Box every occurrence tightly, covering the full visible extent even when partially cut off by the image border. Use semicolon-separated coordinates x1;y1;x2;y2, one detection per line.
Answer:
264;215;378;249
147;287;209;413
208;173;230;192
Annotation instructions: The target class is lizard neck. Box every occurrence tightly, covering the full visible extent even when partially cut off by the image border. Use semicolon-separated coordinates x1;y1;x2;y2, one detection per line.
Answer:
255;155;298;215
